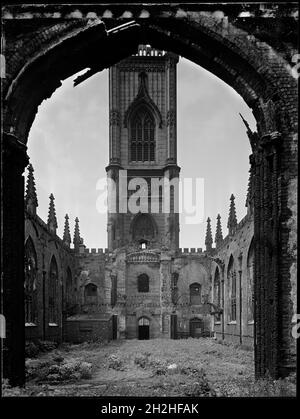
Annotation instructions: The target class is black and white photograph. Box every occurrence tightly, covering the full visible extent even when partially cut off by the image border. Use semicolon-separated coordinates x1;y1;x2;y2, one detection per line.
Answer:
1;1;298;408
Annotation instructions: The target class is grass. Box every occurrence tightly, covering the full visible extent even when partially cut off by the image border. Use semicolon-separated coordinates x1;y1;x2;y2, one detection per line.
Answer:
2;338;296;397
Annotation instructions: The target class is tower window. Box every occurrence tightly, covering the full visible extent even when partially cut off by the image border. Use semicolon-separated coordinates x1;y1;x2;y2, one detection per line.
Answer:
130;108;155;162
138;274;149;292
132;214;155;241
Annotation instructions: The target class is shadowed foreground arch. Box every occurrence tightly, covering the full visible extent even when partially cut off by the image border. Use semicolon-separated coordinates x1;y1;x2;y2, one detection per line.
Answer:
1;3;297;385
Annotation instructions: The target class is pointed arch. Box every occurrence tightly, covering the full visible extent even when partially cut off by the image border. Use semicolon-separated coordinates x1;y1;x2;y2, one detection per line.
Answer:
227;255;236;322
247;237;255;322
84;282;98;305
190;282;201;305
24;236;38;324
124;72;163;129
48;255;58;324
214;266;221;321
130;213;158;242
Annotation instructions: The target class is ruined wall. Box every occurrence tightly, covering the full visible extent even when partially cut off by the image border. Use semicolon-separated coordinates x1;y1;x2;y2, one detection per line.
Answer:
212;214;254;347
25;211;77;343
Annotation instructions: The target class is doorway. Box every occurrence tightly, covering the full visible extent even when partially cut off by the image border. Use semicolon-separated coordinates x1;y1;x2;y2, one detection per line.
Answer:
138;317;150;340
112;314;118;340
189;318;204;338
170;314;177;339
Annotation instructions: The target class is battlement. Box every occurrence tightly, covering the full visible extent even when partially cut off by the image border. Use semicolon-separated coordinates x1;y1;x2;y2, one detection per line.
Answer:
133;44;166;57
78;247;109;255
178;248;204;255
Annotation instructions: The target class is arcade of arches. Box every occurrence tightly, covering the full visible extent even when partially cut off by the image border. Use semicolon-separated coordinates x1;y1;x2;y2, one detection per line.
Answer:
1;3;297;386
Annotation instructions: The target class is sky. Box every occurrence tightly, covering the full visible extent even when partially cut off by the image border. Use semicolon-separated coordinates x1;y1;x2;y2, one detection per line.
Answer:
27;57;256;250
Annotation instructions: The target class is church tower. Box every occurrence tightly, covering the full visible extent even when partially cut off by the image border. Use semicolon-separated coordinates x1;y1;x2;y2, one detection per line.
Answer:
106;45;180;252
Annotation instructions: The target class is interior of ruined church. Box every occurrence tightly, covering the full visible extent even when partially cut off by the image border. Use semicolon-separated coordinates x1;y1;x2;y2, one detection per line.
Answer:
23;44;255;347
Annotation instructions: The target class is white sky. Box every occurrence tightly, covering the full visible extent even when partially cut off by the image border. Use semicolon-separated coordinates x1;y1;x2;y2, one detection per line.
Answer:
27;57;256;250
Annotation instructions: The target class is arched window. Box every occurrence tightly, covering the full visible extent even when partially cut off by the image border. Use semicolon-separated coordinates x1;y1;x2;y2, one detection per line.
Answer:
49;256;58;324
130;107;155;162
84;283;98;305
247;240;254;322
227;256;237;322
171;272;179;305
138;274;149;293
24;237;38;324
214;268;221;321
190;283;201;305
66;267;73;309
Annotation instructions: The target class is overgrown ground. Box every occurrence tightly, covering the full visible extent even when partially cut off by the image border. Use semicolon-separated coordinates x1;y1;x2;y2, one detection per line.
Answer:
3;338;296;397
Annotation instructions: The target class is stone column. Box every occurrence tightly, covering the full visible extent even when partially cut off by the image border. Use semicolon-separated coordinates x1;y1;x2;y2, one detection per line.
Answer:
163;164;180;251
165;54;179;164
106;164;123;250
109;66;121;164
253;132;282;378
2;132;29;386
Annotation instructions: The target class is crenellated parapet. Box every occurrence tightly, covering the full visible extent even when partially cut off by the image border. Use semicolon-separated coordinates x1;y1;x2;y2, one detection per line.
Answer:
80;248;109;255
178;248;204;255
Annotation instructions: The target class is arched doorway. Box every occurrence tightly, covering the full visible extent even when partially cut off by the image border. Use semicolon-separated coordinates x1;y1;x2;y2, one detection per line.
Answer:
138;317;150;340
2;5;297;384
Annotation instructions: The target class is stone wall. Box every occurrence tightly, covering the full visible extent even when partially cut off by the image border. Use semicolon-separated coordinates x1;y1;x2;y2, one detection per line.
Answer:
64;315;112;343
212;213;254;347
24;211;77;343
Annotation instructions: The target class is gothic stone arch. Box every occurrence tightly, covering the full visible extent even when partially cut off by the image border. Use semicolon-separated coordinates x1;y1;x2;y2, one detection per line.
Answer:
2;4;297;385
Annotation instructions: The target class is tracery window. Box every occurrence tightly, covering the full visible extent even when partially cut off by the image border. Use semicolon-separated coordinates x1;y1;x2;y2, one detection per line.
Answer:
214;268;221;322
49;256;58;324
24;237;38;324
130;107;155;162
247;240;254;322
228;256;237;322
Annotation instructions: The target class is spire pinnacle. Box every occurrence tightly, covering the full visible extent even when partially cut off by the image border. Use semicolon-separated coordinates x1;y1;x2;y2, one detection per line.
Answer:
73;217;81;251
25;163;38;214
215;214;223;248
239;113;258;151
63;214;71;247
227;194;237;236
205;217;213;252
47;193;57;234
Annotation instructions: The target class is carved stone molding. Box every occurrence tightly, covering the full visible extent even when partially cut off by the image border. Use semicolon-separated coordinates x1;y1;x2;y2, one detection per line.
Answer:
126;250;160;264
167;110;176;127
109;109;120;126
